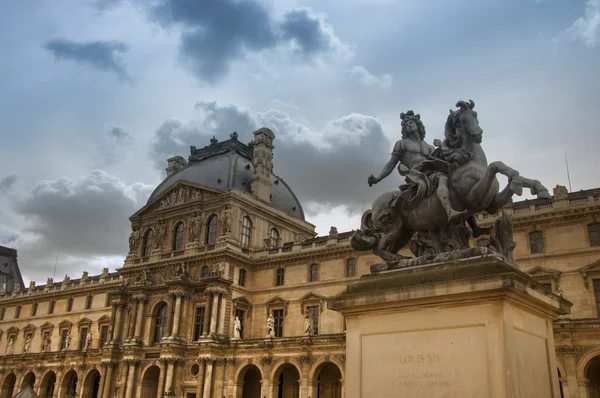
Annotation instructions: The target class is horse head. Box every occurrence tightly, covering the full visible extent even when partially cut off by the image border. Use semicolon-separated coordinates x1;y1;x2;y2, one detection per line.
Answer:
445;100;483;147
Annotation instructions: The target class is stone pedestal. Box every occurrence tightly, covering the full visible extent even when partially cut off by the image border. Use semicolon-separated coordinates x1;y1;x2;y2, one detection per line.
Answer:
329;255;571;398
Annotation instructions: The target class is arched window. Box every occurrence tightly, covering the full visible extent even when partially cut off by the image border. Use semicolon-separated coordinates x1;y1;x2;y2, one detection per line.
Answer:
153;302;168;343
172;222;185;251
206;215;218;245
346;258;357;277
529;231;544;254
269;228;280;248
241;216;252;248
589;223;600;247
310;264;319;282
239;269;246;287
143;229;153;257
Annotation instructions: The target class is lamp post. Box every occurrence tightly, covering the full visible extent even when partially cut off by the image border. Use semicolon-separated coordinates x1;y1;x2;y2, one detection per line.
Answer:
163;387;175;397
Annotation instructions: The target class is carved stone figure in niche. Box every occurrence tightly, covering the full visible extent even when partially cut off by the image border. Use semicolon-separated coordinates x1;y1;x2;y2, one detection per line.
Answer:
23;335;32;353
43;334;52;352
85;330;92;349
219;204;232;236
46;277;53;286
188;212;202;242
6;337;14;355
28;281;35;289
100;268;109;278
304;313;314;336
134;268;152;287
63;274;70;285
172;262;190;279
63;331;71;350
266;313;275;338
155;220;167;249
81;271;89;282
553;184;568;199
128;227;140;253
233;316;242;340
294;234;306;244
329;226;338;238
353;100;551;272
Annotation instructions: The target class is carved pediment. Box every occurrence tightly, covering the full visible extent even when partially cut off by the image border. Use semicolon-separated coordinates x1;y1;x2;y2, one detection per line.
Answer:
6;326;19;336
578;259;600;288
133;182;221;217
22;324;36;334
40;322;54;332
58;320;73;330
528;266;561;280
78;317;92;328
232;296;253;317
265;296;289;317
300;292;327;313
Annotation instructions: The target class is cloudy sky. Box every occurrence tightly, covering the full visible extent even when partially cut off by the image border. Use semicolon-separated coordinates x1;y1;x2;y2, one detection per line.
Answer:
0;0;598;284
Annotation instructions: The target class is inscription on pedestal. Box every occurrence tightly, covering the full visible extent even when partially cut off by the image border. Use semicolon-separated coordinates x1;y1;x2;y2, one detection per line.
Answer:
361;325;489;397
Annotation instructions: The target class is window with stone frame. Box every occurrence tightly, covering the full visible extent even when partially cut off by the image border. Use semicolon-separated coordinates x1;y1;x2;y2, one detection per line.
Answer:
31;303;38;317
0;307;4;320
85;295;93;310
153;302;169;343
235;309;245;339
79;327;88;350
143;229;153;257
273;309;284;337
193;306;206;341
269;228;280;248
594;279;600;317
346;258;357;277
48;301;55;315
241;216;252;249
59;328;70;350
206;215;218;245
172;222;185;251
541;283;552;292
238;269;247;287
276;268;285;286
306;305;319;335
589;223;600;247
100;325;109;347
66;297;73;312
309;263;319;282
14;305;20;319
529;231;545;254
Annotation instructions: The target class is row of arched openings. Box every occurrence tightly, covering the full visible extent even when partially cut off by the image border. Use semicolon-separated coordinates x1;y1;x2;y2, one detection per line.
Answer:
142;215;283;256
0;369;100;398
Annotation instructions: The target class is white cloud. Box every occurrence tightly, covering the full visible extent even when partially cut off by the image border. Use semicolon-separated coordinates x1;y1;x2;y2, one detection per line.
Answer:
350;65;392;89
566;0;600;46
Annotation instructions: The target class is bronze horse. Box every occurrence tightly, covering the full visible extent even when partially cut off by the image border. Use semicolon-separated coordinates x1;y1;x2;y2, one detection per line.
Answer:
352;100;551;265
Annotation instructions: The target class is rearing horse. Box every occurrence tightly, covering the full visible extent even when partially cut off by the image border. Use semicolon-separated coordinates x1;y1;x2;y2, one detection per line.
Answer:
353;100;551;264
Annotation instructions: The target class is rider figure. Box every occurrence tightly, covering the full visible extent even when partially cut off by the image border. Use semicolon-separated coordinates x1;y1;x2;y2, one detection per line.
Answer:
368;110;467;222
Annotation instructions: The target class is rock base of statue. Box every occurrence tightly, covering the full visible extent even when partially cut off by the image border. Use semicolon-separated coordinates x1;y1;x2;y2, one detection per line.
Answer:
329;255;571;398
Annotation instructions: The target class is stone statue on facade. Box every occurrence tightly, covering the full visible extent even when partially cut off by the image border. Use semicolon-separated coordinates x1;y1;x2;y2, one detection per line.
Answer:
304;314;314;336
328;226;339;238
100;268;109;278
233;316;242;340
188;212;202;242
46;277;53;286
85;330;93;350
43;334;52;352
220;204;233;236
28;281;35;289
155;220;167;250
266;313;275;338
23;335;32;353
63;331;71;350
6;337;14;355
133;268;152;287
128;227;140;253
354;101;551;272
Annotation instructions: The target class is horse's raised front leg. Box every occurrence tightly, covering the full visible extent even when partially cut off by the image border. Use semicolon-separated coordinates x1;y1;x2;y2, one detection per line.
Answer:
374;225;412;264
466;161;519;207
517;176;552;199
486;183;515;214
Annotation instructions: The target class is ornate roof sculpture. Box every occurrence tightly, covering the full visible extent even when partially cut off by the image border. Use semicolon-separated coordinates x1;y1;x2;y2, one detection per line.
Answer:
147;131;305;219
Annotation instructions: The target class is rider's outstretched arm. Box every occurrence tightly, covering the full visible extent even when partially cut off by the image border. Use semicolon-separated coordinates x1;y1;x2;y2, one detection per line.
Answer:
369;153;400;186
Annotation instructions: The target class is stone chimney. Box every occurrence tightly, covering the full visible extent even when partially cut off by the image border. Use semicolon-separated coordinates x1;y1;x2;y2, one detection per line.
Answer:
250;128;275;202
166;156;187;177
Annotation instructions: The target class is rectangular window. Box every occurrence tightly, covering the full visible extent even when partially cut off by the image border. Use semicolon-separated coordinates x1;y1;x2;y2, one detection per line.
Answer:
49;301;55;314
0;308;4;320
529;231;545;254
235;309;245;339
310;264;319;282
193;306;206;341
100;325;109;347
238;269;246;287
594;279;600;317
85;295;93;310
31;303;38;317
346;258;357;277
589;224;600;247
79;327;88;350
541;283;552;292
276;268;285;286
307;306;319;335
273;309;284;338
14;305;21;319
60;329;69;350
66;298;73;312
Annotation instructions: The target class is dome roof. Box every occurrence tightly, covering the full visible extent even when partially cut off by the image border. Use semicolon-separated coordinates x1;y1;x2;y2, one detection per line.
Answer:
147;133;305;219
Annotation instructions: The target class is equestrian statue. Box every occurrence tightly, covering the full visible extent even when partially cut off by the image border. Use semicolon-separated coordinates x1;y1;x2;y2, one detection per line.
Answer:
352;100;551;271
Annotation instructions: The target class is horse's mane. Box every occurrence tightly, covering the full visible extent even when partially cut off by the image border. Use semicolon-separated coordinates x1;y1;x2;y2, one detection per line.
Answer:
444;100;480;148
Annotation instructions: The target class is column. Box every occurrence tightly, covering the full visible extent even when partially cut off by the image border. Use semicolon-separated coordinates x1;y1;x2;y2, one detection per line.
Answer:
124;360;138;398
217;293;227;336
112;303;125;343
134;296;146;342
156;359;167;398
53;370;64;398
259;358;272;398
101;362;115;398
119;361;129;398
126;301;138;342
97;362;108;398
165;359;175;392
203;359;215;398
299;356;310;398
108;303;118;341
209;293;219;336
196;359;206;398
171;292;184;338
564;355;581;398
166;293;176;338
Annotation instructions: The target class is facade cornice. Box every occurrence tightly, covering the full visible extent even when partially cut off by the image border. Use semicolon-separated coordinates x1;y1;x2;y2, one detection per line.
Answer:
0;279;123;305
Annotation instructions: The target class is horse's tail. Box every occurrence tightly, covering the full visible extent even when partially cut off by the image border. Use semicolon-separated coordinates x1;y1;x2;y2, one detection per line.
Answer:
351;210;382;251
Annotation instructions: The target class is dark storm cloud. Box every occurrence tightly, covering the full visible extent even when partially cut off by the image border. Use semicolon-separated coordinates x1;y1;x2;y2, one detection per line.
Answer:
149;0;342;83
0;174;17;193
11;170;153;281
44;39;131;81
107;126;133;143
149;101;398;214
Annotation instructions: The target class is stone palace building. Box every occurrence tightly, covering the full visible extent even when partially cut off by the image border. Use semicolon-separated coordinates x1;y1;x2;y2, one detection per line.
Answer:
0;129;599;398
